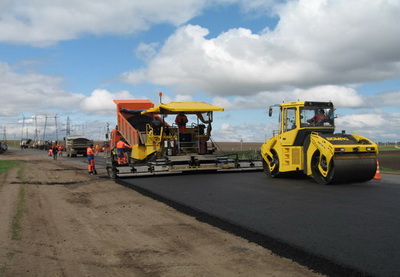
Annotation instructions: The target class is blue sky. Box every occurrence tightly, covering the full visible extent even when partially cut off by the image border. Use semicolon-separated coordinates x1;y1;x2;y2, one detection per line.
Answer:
0;0;399;143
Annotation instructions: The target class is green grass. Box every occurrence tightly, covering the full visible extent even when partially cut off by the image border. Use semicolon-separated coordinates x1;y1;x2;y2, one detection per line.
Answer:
0;160;20;175
381;167;400;174
12;164;26;241
378;145;400;151
0;160;26;241
11;184;26;241
0;160;25;275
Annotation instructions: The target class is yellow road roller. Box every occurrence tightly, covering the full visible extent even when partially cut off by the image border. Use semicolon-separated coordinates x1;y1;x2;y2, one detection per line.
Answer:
261;101;378;185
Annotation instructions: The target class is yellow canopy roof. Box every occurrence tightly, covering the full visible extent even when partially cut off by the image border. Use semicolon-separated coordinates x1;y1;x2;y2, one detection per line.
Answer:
141;102;224;114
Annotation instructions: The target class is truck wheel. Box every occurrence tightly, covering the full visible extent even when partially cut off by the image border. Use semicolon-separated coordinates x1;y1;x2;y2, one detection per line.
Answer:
263;153;280;178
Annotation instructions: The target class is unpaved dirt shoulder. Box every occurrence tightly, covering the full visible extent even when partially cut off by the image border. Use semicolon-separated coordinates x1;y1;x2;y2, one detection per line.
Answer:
0;149;322;276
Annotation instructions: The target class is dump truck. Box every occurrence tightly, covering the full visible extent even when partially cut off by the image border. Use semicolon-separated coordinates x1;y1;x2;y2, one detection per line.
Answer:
65;135;93;157
261;101;378;185
105;99;262;178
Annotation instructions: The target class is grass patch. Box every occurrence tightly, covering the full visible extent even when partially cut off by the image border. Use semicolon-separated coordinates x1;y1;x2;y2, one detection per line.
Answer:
0;161;27;241
379;146;400;151
0;160;20;175
11;164;26;241
11;184;26;241
381;167;400;174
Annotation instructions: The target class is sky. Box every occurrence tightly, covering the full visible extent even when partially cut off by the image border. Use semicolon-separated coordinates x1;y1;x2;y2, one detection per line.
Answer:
0;0;399;143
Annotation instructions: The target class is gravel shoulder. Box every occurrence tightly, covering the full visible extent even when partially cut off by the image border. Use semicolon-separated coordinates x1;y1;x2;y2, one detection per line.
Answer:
0;149;322;277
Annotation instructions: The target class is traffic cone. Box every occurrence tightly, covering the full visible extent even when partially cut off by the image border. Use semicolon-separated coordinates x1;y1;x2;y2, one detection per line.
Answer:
374;160;382;180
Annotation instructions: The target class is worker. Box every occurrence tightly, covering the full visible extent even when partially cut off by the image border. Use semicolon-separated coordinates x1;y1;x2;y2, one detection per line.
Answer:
307;109;327;125
175;112;188;133
116;138;132;164
51;144;58;160
87;144;97;175
58;145;64;156
151;116;162;135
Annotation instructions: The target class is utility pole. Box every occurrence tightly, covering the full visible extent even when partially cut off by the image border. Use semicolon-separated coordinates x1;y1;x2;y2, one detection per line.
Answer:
43;114;47;141
34;115;39;145
55;114;58;142
66;116;71;136
21;115;25;140
2;126;6;141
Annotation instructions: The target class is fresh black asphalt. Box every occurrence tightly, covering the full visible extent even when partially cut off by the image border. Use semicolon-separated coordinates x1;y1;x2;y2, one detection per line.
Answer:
118;171;400;277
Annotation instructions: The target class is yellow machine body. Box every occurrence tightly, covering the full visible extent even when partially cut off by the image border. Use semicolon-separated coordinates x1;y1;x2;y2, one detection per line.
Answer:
261;101;378;184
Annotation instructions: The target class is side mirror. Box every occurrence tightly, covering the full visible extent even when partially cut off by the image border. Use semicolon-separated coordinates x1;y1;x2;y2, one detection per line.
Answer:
268;107;273;117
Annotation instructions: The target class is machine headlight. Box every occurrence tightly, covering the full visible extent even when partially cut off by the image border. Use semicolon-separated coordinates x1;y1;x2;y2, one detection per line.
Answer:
335;148;345;152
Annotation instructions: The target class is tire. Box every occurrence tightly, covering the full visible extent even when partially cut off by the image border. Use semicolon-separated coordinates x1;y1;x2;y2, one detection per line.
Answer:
311;151;334;185
263;152;280;178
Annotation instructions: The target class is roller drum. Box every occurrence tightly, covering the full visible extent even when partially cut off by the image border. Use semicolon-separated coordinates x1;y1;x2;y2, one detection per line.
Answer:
312;154;377;185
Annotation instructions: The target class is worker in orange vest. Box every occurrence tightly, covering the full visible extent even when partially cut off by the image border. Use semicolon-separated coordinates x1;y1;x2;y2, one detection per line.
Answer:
87;144;97;175
175;112;188;133
116;138;132;164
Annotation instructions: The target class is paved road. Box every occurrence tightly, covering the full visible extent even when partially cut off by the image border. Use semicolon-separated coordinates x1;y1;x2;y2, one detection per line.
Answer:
119;171;400;277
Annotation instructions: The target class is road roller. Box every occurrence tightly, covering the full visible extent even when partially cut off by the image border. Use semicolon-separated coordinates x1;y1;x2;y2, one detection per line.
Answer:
261;101;378;184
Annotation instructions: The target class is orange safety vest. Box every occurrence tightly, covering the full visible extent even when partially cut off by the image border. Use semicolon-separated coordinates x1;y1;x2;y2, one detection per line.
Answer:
87;147;94;155
116;140;131;149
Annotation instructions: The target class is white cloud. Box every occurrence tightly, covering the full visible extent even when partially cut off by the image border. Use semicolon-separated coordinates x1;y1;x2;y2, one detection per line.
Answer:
0;63;144;118
337;113;386;129
1;0;399;143
79;89;141;114
0;0;282;47
135;42;160;62
292;86;365;108
212;85;366;110
336;112;400;141
0;0;209;46
367;90;400;108
0;62;84;116
123;0;400;97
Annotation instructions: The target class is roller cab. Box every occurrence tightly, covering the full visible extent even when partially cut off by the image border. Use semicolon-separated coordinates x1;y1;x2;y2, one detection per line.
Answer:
261;101;378;184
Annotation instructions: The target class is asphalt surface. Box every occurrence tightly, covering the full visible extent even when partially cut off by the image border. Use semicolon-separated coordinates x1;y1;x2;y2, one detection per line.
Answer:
118;171;400;277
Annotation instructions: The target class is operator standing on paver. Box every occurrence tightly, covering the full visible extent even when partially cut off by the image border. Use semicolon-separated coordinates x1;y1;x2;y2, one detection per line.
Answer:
87;144;97;175
175;112;188;133
116;138;132;164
